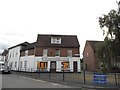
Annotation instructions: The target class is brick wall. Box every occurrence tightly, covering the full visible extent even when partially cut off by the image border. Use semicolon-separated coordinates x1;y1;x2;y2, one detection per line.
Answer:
35;47;79;57
83;42;95;71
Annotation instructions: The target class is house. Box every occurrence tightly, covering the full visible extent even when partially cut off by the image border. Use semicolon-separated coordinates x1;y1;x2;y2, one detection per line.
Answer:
8;42;29;71
0;54;2;61
83;40;102;71
1;49;8;65
20;34;81;72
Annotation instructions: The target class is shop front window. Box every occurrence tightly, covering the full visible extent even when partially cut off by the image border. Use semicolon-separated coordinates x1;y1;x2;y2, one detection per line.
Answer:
61;62;69;70
37;61;47;70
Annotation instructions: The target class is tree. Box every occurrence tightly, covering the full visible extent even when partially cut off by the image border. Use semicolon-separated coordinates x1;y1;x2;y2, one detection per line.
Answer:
97;1;120;72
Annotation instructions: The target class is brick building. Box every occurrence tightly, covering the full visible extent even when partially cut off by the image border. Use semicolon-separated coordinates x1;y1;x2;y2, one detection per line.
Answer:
19;34;81;72
83;40;102;71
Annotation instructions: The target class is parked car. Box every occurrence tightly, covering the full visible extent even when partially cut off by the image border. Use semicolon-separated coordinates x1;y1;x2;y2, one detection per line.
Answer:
0;61;11;74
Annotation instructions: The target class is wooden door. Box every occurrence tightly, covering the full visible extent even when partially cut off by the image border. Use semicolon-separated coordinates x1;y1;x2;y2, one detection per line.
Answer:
50;61;56;73
73;61;77;73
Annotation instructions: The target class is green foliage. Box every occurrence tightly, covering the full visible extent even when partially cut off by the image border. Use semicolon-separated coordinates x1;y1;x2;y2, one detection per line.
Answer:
97;2;120;73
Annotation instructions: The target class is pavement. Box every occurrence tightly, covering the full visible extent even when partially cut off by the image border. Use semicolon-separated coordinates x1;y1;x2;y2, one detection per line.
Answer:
10;71;120;90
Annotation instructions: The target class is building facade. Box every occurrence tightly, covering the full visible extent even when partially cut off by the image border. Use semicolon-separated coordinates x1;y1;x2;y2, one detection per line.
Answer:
20;34;81;72
83;40;102;71
1;49;8;65
8;42;29;71
0;54;2;61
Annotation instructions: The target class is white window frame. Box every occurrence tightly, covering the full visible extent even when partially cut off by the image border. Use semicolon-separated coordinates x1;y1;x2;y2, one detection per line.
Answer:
55;49;60;56
24;61;27;69
68;50;72;57
51;37;61;44
43;49;48;56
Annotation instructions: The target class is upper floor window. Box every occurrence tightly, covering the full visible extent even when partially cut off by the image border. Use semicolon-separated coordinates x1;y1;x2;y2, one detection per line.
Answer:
55;49;60;56
43;49;48;56
51;37;61;44
68;50;72;57
12;51;14;58
9;54;11;58
87;52;89;58
16;52;18;57
25;50;28;56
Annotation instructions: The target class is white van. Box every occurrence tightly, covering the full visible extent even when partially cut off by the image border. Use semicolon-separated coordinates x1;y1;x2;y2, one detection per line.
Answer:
0;61;11;74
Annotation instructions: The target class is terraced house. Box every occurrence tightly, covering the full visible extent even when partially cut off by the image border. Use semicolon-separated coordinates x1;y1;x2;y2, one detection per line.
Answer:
9;34;81;73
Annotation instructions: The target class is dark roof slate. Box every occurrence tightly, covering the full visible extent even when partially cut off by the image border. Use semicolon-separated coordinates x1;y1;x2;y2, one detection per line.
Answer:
36;34;80;48
8;42;29;50
21;42;36;51
87;40;103;50
2;49;8;56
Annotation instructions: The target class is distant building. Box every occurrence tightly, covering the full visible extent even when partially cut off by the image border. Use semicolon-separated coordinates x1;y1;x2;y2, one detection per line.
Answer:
1;49;8;65
20;34;81;72
8;42;29;71
83;40;103;71
0;54;2;61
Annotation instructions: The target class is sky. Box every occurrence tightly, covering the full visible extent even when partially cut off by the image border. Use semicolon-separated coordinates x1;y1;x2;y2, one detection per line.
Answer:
0;0;119;57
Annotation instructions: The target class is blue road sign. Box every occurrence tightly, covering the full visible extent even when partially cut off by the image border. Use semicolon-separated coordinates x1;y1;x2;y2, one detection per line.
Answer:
93;73;107;84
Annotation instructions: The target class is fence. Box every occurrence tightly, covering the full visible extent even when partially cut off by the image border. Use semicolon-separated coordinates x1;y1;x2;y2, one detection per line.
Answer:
11;68;120;88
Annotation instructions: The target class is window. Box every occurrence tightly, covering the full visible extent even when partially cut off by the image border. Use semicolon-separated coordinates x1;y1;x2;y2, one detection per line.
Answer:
9;53;11;58
61;62;69;70
20;61;22;68
87;53;89;58
25;50;28;56
13;51;14;58
15;50;18;57
43;49;48;56
10;62;13;68
37;61;47;70
51;37;61;44
24;61;27;69
68;50;72;57
15;62;17;68
55;49;60;56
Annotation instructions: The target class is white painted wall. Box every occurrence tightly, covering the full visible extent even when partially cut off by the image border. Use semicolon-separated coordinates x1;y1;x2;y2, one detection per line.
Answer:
20;55;35;72
18;56;81;72
8;46;21;70
56;61;62;71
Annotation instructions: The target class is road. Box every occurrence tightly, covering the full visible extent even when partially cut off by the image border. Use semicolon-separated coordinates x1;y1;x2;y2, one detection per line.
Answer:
1;74;80;88
1;73;118;90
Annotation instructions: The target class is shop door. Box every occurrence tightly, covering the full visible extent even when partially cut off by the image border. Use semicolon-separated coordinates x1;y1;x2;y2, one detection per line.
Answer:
73;61;77;73
50;61;56;73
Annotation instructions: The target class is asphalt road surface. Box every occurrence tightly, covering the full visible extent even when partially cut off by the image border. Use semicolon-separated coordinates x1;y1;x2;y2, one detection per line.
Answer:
1;74;79;88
